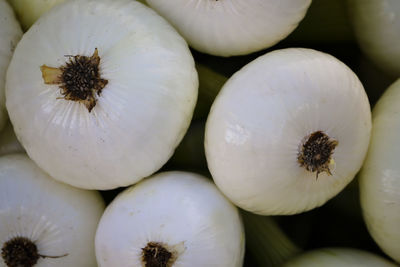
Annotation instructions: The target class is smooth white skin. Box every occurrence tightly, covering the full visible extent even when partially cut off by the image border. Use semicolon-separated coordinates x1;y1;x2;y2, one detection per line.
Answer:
8;0;146;31
0;120;24;156
359;79;400;263
6;0;66;31
348;0;400;76
0;154;105;267
0;0;22;132
6;0;198;190
282;247;397;267
205;48;371;215
95;171;245;267
146;0;312;57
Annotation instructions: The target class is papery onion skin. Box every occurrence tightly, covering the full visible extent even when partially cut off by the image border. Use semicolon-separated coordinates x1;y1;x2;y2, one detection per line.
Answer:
359;79;400;263
282;247;397;266
205;48;371;215
348;0;400;76
95;171;245;267
0;153;105;266
6;0;198;190
145;0;312;57
0;0;22;132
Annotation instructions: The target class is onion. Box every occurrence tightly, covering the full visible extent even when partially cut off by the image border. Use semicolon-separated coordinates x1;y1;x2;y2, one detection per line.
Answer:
0;153;105;266
6;0;66;31
348;0;400;76
205;48;371;215
282;247;396;266
6;0;198;190
6;0;149;31
95;171;244;267
145;0;312;57
359;79;400;263
0;0;22;132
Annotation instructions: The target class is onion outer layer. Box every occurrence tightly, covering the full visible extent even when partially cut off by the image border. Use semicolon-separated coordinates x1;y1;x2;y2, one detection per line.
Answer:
6;0;198;190
205;48;371;215
0;0;22;132
95;171;245;267
348;0;400;76
282;247;397;266
359;79;400;263
0;153;105;266
6;0;66;31
146;0;312;56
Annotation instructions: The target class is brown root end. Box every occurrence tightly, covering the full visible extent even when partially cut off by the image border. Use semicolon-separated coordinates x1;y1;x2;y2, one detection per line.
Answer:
40;48;108;112
298;131;338;178
1;236;69;267
141;242;177;267
1;237;39;267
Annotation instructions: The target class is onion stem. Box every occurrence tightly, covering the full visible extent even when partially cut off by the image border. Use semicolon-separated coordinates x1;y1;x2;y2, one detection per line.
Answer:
241;211;301;266
167;121;207;173
193;63;227;119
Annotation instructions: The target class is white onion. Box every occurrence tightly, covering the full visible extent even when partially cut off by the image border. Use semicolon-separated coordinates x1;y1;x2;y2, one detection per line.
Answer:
145;0;312;57
359;79;400;263
0;0;22;132
348;0;400;76
95;171;244;267
282;247;397;266
6;0;66;31
6;0;198;190
205;48;371;215
7;0;148;31
0;153;105;266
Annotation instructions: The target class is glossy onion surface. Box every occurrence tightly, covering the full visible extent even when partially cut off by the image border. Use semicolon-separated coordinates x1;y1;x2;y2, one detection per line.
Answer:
146;0;312;56
0;0;22;131
359;79;400;263
0;154;105;266
95;171;244;267
205;48;371;215
6;0;198;189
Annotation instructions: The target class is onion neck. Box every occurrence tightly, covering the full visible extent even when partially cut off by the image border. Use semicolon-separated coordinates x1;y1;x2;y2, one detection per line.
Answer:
241;211;301;266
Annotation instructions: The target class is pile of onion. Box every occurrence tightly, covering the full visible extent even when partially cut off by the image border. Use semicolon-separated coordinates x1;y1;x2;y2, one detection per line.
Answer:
1;0;399;266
